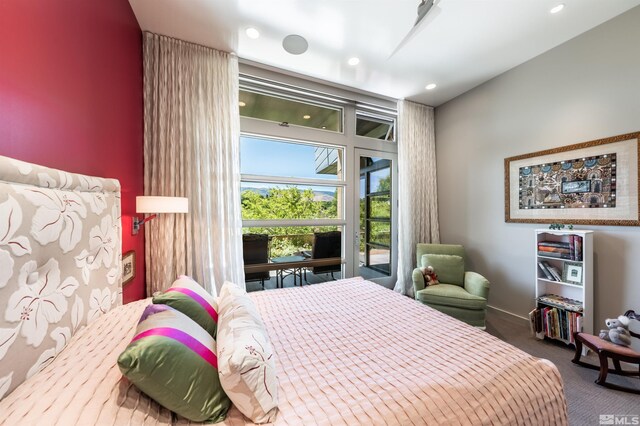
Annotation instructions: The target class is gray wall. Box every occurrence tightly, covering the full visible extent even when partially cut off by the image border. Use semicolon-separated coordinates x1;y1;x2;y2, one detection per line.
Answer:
435;6;640;334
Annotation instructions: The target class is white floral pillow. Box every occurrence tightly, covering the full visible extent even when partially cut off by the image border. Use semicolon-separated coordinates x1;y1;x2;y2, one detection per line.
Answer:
217;282;278;423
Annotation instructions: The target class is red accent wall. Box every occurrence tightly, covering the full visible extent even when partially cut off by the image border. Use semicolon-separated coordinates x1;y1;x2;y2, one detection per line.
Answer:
0;1;145;302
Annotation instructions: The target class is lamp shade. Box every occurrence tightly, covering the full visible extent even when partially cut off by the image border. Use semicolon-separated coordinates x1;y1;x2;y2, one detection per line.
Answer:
136;196;188;214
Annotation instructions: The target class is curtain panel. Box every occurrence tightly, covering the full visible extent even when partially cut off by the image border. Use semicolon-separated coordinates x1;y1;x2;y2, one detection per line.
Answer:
143;32;244;296
394;100;440;297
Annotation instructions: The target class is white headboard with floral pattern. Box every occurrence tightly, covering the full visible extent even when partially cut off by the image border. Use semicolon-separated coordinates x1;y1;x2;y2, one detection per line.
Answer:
0;155;122;400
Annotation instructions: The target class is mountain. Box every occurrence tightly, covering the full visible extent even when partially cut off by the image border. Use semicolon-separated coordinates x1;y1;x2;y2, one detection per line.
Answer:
241;187;269;197
313;193;335;202
241;186;335;201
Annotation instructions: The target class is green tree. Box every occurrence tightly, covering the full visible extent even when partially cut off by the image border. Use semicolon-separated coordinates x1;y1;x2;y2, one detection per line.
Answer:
358;172;391;253
241;187;339;257
377;175;391;192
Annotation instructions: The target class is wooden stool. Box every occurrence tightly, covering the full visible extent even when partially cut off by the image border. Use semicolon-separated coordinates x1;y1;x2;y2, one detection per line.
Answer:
572;311;640;394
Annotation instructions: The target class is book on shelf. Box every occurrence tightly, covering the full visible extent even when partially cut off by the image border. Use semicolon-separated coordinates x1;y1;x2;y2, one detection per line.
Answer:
538;235;583;261
537;241;571;249
537;261;562;281
537;262;554;280
547;265;562;281
569;235;575;261
537;294;583;312
529;308;545;339
538;246;570;254
531;305;582;343
537;251;572;259
574;236;582;261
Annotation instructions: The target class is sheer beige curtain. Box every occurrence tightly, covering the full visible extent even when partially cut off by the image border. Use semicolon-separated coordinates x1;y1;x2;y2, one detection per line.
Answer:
394;100;440;297
143;32;244;296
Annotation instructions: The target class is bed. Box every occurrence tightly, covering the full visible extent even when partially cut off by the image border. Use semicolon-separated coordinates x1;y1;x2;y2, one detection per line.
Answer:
0;156;569;425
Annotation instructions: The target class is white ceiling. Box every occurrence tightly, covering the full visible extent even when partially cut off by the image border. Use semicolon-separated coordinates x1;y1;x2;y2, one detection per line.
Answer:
129;0;640;107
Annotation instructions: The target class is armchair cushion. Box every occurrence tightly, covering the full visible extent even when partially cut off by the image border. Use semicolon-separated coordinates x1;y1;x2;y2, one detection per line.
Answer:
422;254;464;286
416;284;487;311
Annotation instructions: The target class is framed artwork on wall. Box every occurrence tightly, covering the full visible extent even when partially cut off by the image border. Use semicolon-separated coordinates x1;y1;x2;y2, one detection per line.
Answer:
122;250;136;285
504;131;640;226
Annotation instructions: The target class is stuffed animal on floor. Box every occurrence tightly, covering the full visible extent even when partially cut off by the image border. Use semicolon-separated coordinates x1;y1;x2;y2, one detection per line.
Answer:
420;266;439;287
599;315;632;347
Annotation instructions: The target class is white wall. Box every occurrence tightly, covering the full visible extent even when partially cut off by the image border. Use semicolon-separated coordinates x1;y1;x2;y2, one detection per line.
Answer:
435;6;640;335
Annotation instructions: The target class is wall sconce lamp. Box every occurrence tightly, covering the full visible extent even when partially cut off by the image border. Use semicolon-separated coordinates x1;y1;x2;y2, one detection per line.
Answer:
132;196;189;235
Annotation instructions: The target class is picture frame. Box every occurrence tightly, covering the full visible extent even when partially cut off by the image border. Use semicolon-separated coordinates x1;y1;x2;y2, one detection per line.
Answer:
504;131;640;225
122;250;136;285
562;261;583;285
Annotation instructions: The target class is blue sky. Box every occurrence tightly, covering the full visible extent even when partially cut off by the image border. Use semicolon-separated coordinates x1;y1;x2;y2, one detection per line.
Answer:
240;136;390;197
241;136;335;179
241;136;337;192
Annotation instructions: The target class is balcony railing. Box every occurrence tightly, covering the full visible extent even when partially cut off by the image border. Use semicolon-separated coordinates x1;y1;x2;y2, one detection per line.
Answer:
315;147;340;175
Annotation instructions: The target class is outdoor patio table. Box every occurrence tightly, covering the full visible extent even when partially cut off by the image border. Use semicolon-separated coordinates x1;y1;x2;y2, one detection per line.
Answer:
271;255;306;288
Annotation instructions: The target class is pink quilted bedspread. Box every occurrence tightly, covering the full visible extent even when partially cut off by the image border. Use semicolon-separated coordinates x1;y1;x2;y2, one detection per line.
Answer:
0;277;568;425
218;277;567;425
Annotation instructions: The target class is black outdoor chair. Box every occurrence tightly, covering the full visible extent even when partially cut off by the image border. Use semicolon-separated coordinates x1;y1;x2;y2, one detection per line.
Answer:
242;234;270;289
305;231;342;281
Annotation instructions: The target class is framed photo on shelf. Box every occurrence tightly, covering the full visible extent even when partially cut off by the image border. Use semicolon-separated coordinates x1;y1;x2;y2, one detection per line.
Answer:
504;131;640;226
562;261;583;285
122;250;136;285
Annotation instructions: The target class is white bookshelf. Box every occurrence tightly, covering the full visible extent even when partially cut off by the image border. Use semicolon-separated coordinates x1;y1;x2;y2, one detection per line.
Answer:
533;229;593;350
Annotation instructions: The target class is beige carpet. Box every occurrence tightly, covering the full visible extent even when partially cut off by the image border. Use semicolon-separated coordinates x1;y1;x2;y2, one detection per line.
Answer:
485;308;639;426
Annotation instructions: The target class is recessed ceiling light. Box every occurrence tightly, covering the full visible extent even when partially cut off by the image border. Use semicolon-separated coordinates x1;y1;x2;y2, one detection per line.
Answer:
246;27;260;39
425;83;437;90
283;34;308;55
239;101;246;107
303;114;311;120
348;57;360;66
550;4;564;14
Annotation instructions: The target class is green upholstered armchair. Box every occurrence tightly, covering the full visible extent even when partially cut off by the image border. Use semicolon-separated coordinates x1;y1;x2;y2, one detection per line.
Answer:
412;244;490;328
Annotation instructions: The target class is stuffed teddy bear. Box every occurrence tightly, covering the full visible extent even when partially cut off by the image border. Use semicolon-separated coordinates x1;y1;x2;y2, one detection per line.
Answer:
599;315;632;347
419;266;439;287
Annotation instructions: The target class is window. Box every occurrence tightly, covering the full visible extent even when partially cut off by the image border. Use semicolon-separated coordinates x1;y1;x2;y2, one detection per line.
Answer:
241;135;346;259
239;90;343;132
356;112;395;142
241;182;342;220
241;136;343;181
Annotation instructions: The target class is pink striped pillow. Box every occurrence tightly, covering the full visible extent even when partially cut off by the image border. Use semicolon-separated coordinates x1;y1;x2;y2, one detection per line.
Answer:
152;276;219;337
118;305;230;422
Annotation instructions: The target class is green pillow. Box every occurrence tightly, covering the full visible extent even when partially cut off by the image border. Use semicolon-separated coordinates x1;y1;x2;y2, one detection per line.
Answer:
422;254;465;286
152;276;218;338
118;304;230;422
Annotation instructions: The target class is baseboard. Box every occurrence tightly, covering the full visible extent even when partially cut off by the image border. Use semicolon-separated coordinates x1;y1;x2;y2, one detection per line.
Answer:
487;304;529;322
